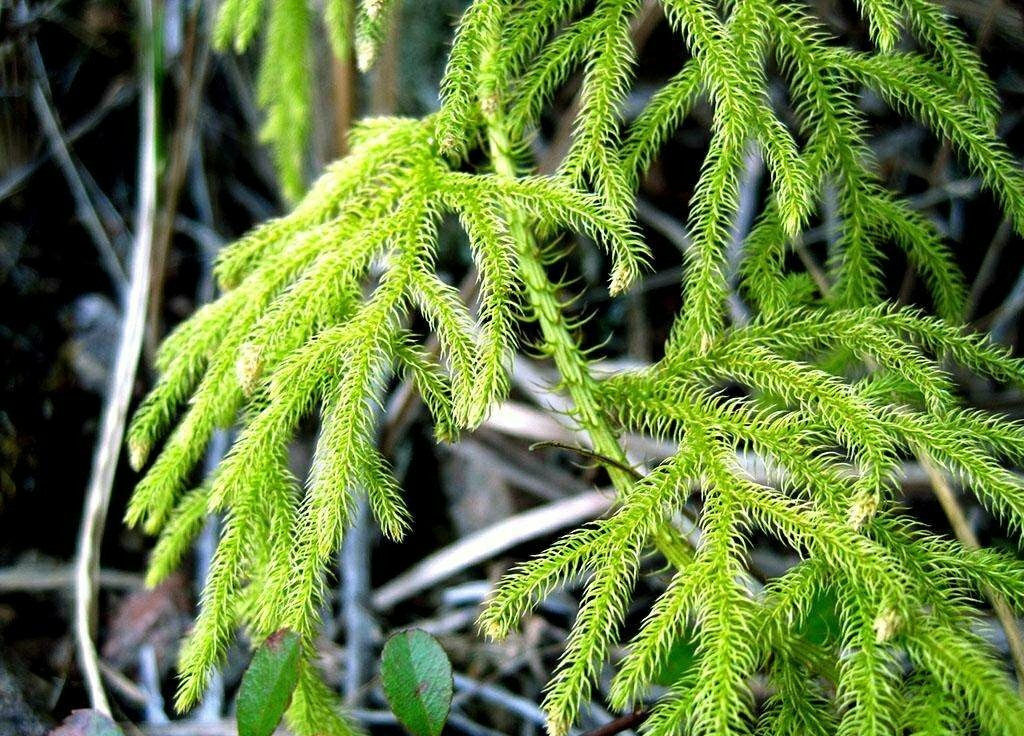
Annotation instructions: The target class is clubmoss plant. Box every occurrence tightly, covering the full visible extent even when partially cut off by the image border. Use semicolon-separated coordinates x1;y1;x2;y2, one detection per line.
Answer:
129;1;1024;734
212;0;401;200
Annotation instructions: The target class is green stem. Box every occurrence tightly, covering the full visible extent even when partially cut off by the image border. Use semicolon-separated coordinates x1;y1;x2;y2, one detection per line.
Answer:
483;101;694;572
485;115;635;489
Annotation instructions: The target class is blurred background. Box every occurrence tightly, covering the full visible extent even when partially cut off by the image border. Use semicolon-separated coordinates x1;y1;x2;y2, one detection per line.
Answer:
2;1;1024;734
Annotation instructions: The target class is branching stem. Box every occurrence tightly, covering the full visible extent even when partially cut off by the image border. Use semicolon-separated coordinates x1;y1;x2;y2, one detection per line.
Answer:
485;103;637;481
486;116;636;484
483;78;695;576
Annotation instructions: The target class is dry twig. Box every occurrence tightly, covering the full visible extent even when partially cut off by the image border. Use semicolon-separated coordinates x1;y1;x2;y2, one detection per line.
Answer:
72;0;159;714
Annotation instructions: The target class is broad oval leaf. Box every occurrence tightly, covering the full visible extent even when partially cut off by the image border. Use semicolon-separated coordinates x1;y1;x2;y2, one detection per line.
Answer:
236;628;302;736
380;629;453;736
50;710;124;736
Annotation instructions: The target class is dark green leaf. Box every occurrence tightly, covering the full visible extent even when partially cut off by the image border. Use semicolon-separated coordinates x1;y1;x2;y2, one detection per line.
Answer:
49;710;124;736
652;627;699;686
236;628;302;736
798;588;842;647
380;629;453;736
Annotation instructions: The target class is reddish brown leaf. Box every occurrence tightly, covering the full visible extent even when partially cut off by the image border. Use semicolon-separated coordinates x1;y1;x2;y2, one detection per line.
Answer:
102;572;189;670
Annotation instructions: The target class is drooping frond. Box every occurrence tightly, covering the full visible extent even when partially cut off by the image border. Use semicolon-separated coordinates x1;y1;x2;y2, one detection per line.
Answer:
128;114;637;732
212;0;360;199
131;1;1024;734
554;304;1024;733
436;0;506;157
255;0;312;201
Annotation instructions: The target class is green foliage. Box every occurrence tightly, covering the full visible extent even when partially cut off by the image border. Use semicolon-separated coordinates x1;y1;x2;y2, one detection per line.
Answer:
216;0;317;201
380;630;454;736
126;111;635;730
213;0;409;200
129;1;1024;735
236;629;302;736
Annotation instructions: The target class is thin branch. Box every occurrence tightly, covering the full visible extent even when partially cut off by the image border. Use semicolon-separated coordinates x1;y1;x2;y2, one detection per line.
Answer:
0;564;141;592
72;0;159;715
145;0;214;357
20;7;127;294
372;491;614;610
452;673;547;727
578;709;649;736
966;217;1011;322
922;457;1024;692
341;497;373;705
528;440;645;480
0;79;135;203
138;645;169;724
